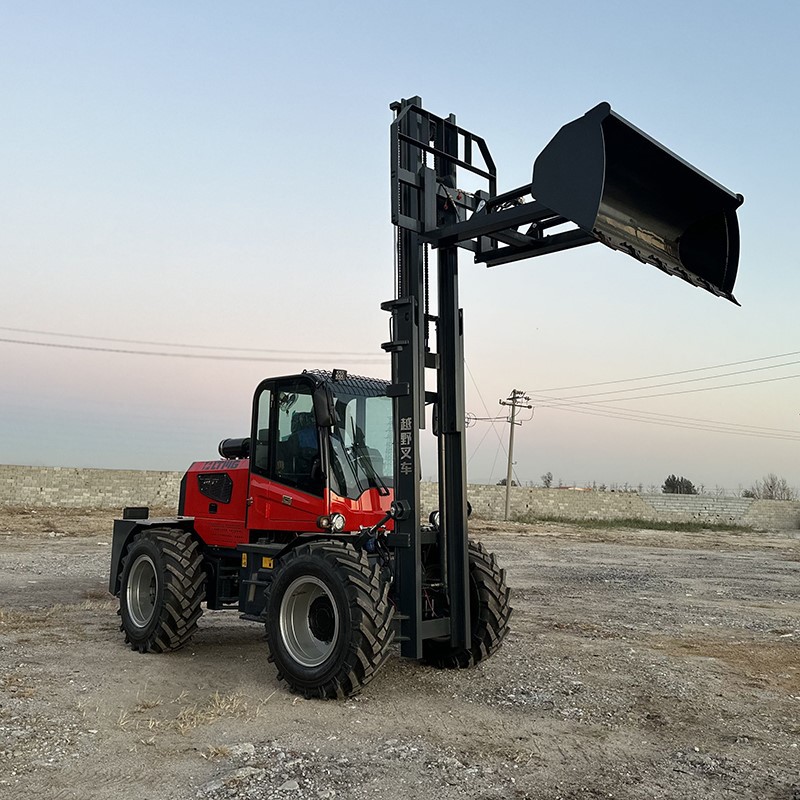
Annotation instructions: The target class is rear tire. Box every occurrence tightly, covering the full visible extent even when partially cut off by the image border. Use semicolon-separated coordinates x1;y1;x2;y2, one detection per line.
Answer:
118;528;205;653
422;539;512;668
265;540;394;699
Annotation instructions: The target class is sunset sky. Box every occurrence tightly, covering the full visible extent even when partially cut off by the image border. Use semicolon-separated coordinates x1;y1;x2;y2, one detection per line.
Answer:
2;1;799;493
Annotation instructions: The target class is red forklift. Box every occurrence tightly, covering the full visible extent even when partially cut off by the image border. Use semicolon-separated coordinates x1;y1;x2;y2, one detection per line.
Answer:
109;98;743;698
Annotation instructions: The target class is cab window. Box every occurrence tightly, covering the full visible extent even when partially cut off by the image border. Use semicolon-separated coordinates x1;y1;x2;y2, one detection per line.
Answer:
252;387;272;475
274;383;322;496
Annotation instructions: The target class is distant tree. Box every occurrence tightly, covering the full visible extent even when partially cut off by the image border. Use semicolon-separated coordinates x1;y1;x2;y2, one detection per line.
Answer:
496;478;518;487
540;471;553;489
662;474;698;495
743;473;797;501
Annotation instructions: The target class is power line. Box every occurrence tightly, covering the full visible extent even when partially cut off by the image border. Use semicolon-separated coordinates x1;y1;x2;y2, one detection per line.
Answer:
465;362;509;459
532;348;800;393
466;354;800;458
529;398;800;437
466;421;495;465
465;362;522;486
488;437;505;486
532;370;800;406
532;358;800;403
0;325;380;358
0;337;386;364
533;400;800;442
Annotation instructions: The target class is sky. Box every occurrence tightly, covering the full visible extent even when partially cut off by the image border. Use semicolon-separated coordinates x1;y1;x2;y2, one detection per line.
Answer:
1;0;799;494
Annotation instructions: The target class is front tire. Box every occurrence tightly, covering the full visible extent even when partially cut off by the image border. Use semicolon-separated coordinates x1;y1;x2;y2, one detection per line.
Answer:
265;540;394;699
118;528;205;653
423;539;512;669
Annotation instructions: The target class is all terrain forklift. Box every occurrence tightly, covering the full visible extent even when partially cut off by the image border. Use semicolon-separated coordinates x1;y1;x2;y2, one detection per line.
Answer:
109;97;743;698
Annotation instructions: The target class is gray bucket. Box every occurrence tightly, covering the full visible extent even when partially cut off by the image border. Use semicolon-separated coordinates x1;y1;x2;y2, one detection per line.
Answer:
532;103;743;302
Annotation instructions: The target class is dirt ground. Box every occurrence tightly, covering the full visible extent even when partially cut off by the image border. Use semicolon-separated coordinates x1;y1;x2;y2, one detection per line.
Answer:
0;509;798;800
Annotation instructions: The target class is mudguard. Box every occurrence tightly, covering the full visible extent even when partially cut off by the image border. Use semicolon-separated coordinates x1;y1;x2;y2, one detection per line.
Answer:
108;516;196;595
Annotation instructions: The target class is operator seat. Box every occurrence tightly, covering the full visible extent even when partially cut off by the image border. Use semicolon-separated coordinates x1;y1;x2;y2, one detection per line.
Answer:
291;412;317;450
284;411;322;494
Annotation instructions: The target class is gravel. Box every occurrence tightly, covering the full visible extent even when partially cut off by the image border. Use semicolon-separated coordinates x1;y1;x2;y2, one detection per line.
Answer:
0;509;798;799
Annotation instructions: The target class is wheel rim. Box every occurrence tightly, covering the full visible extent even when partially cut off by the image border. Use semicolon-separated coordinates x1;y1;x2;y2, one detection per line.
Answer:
279;576;339;667
126;554;158;628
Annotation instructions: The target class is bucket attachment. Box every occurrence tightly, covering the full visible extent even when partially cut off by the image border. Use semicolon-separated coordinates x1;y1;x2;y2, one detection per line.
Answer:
531;103;743;302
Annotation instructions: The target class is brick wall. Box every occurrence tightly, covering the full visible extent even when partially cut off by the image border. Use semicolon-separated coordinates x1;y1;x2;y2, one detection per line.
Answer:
1;464;798;530
0;464;182;511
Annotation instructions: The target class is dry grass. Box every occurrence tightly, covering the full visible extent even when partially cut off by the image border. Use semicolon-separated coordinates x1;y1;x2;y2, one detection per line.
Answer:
134;697;163;712
0;597;116;633
1;673;36;699
133;682;164;712
0;508;111;537
115;689;268;736
654;637;800;692
0;606;61;631
84;587;112;601
511;513;754;533
0;507;176;538
201;745;232;760
175;691;249;732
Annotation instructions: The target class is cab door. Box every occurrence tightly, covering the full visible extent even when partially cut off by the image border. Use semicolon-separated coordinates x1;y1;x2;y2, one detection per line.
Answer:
247;377;326;533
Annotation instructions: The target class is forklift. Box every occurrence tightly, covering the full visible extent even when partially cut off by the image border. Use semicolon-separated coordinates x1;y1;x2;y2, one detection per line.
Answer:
109;97;743;697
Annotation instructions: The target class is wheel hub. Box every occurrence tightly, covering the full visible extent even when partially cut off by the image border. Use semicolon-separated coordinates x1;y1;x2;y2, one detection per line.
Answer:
126;554;158;629
279;577;339;668
308;595;336;642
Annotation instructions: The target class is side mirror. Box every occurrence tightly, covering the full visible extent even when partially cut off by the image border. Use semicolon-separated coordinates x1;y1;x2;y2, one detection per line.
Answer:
313;386;336;428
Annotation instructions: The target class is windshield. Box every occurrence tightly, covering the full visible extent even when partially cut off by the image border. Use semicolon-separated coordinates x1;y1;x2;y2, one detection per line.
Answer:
328;389;394;499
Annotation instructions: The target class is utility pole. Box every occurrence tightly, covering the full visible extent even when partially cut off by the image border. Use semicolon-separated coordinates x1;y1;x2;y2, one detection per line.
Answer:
499;389;532;520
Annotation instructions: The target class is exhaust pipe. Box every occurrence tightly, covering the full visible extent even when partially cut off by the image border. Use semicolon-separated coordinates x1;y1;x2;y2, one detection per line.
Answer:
218;437;250;459
532;102;743;302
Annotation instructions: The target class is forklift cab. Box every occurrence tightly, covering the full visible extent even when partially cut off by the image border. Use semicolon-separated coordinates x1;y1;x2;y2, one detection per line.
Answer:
246;371;394;534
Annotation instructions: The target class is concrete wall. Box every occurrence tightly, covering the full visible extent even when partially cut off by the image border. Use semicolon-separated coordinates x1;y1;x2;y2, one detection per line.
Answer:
1;464;799;530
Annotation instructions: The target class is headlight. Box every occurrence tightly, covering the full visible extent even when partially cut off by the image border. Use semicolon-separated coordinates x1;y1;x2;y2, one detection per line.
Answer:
317;513;347;532
429;510;440;530
330;513;346;532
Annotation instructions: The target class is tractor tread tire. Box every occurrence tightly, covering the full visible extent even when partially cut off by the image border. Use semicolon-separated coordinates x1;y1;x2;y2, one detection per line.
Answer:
265;540;394;700
423;539;512;669
119;528;205;654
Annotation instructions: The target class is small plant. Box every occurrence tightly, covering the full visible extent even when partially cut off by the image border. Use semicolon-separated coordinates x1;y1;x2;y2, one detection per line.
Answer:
742;473;798;501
